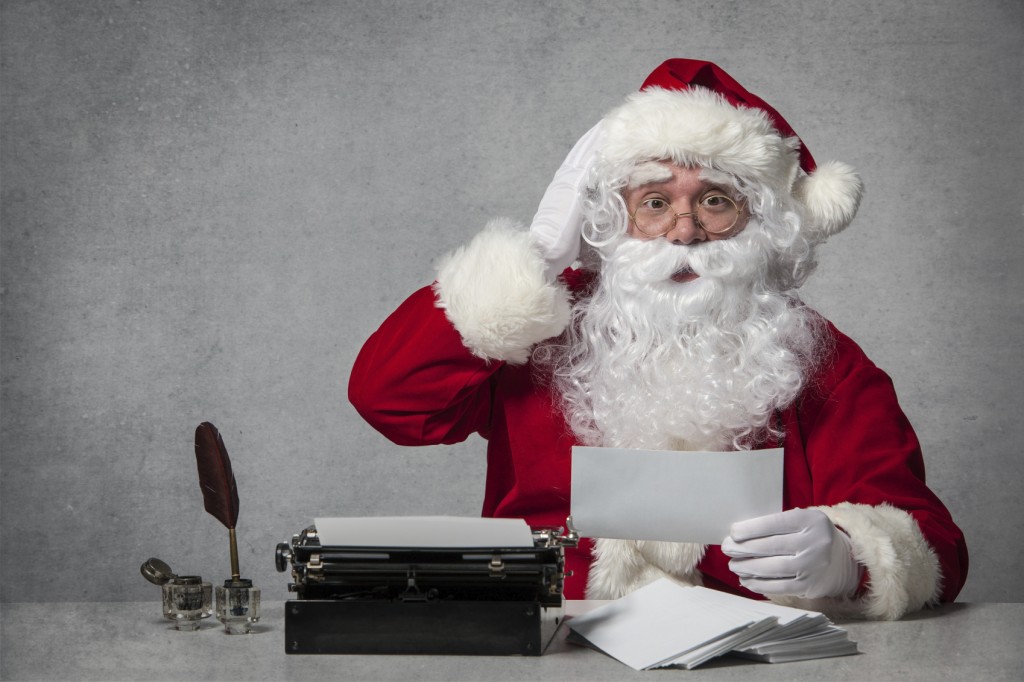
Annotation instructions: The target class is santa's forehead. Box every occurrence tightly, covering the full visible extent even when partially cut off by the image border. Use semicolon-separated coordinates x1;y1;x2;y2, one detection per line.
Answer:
626;161;735;189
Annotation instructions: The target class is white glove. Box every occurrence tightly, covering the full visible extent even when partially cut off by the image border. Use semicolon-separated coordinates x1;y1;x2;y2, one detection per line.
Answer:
721;508;863;599
529;122;603;279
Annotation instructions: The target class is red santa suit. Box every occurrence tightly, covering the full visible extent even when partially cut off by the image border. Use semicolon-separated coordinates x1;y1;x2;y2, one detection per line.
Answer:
349;222;968;621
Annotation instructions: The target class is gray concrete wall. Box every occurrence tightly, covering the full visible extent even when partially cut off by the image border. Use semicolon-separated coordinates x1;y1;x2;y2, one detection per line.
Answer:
2;0;1021;603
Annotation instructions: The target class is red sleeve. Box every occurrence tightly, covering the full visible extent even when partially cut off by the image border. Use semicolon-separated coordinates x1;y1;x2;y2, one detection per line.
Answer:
797;324;969;602
348;285;501;446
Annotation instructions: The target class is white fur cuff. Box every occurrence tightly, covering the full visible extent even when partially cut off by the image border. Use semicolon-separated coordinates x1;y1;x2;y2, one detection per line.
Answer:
769;502;942;620
586;538;705;599
433;218;571;364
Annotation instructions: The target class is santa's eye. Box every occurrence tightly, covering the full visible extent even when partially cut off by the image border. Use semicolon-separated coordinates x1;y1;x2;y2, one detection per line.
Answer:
700;194;736;213
639;197;670;213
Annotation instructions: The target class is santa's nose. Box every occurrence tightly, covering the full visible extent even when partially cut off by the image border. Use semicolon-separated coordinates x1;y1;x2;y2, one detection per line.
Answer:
665;212;707;245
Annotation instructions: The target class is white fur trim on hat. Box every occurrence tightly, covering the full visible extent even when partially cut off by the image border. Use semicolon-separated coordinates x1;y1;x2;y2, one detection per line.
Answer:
599;87;801;195
433;218;571;364
768;502;943;621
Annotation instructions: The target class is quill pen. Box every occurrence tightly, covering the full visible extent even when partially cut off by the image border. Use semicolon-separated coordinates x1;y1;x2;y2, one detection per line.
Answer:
195;422;241;581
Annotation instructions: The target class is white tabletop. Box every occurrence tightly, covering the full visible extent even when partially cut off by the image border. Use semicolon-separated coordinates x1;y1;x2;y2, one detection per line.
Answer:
2;600;1021;681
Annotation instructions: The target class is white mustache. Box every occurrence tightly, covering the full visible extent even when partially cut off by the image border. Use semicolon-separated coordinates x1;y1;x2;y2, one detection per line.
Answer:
605;231;761;286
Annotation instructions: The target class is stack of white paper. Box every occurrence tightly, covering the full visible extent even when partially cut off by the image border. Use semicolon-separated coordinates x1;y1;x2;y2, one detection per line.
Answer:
567;579;857;670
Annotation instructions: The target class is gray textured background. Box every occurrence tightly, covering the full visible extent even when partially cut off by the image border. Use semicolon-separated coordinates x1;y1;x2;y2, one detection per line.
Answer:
2;0;1021;604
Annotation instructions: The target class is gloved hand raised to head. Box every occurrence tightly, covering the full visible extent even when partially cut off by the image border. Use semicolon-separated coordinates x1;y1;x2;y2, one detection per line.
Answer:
721;508;863;600
529;122;603;280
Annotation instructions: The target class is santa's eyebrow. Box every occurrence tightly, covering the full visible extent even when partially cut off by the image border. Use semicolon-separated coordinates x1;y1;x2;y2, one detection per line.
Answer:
627;161;674;188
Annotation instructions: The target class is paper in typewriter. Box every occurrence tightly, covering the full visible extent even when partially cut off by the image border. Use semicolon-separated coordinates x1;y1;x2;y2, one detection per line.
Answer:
313;516;536;548
571;446;783;544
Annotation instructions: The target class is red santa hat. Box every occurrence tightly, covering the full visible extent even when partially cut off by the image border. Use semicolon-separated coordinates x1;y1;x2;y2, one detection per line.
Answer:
598;59;863;243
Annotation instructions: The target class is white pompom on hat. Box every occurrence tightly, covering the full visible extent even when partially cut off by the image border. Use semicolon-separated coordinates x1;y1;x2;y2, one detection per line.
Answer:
597;59;863;244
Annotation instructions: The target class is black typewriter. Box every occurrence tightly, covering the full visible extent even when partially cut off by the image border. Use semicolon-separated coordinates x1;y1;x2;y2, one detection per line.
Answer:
275;517;578;656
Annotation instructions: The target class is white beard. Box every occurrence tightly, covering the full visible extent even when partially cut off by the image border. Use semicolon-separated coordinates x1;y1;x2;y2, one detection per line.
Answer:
549;226;822;452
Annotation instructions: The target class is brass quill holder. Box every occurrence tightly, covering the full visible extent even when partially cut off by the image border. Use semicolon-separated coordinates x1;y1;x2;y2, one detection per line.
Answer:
195;422;261;634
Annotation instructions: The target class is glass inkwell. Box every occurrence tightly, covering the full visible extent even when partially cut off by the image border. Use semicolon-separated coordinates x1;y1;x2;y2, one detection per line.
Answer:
215;574;261;634
140;558;213;631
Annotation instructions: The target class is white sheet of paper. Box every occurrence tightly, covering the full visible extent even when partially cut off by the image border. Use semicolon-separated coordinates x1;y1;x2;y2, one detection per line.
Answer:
571;446;783;544
314;516;535;548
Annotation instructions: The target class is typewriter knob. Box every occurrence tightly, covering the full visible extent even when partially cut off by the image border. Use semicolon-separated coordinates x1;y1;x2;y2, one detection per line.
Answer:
275;543;293;572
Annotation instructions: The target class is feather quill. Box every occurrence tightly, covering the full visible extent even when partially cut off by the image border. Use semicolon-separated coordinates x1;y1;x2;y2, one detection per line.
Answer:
195;421;241;580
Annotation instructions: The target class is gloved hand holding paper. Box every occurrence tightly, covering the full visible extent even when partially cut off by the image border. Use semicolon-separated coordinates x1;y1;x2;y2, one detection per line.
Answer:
570;446;784;545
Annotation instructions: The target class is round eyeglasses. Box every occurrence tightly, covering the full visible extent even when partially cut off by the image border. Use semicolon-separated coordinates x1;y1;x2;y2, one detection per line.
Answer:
628;194;745;237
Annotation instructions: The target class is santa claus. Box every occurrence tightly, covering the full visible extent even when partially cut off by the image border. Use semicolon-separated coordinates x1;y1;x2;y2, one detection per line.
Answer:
349;59;968;620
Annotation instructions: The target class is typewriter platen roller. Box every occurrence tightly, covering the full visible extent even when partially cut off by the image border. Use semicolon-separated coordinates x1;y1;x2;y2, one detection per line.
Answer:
275;517;578;656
